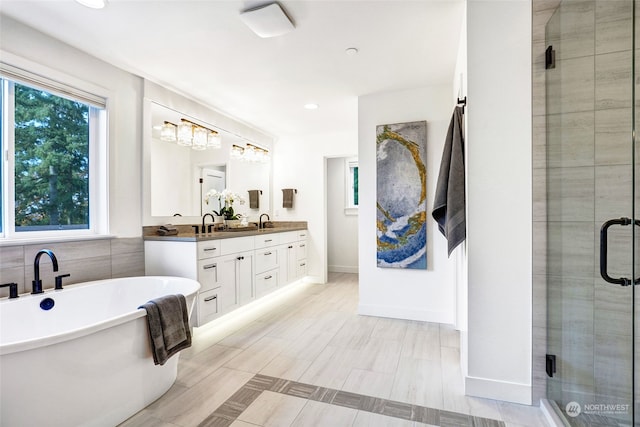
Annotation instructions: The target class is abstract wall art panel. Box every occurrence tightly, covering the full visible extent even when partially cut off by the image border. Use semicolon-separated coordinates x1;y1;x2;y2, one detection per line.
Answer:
376;121;427;269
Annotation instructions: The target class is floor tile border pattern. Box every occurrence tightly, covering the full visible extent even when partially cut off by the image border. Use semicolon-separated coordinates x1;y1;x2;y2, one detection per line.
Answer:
197;374;506;427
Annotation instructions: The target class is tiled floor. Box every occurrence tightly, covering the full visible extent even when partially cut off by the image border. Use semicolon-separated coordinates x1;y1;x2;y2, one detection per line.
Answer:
120;273;549;427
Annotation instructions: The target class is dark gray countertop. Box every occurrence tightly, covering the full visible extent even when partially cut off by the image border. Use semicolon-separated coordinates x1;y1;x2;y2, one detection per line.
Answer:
143;223;307;242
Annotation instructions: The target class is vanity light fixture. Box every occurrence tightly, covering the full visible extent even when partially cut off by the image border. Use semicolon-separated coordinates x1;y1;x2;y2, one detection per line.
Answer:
170;118;222;150
207;131;222;149
177;120;194;147
160;121;177;142
192;127;208;150
230;144;245;160
231;143;270;163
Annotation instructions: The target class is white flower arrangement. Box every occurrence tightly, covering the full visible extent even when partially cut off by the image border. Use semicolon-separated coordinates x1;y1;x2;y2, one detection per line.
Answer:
205;189;245;220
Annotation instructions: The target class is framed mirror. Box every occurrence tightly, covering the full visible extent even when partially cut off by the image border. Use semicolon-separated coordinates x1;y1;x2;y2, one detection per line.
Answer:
143;100;272;225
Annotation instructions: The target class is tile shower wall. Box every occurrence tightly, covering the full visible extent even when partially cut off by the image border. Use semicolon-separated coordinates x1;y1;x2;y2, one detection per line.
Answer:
532;0;635;408
0;237;145;298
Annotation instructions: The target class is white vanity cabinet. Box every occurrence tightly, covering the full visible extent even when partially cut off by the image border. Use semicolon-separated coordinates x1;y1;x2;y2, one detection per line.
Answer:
145;228;307;327
144;239;226;326
277;230;308;285
255;234;280;297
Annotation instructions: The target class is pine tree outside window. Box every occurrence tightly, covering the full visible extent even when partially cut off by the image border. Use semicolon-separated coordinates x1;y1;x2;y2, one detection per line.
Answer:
0;67;107;239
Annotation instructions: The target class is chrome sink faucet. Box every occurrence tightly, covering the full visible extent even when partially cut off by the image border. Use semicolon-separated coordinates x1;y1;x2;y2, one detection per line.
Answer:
259;213;270;229
32;249;58;294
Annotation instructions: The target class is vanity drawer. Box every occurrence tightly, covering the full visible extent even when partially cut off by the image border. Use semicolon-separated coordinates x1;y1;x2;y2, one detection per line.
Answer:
197;288;219;325
296;260;307;278
220;236;254;255
296;241;307;260
256;270;278;297
198;240;220;259
279;231;300;245
255;249;278;274
197;259;219;292
254;234;280;249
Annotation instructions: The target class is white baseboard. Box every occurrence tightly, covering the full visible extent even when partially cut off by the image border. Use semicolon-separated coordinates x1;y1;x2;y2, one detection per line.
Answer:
357;303;454;324
465;376;532;405
328;265;359;273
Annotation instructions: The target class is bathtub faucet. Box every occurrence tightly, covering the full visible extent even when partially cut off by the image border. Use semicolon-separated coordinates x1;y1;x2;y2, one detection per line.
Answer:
32;249;59;294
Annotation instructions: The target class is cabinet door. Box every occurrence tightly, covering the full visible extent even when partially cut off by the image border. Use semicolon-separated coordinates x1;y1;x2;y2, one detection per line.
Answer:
287;244;297;283
217;255;239;313
237;251;254;305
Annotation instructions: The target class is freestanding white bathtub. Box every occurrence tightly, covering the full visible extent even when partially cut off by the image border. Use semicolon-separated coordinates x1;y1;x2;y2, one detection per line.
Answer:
0;276;200;427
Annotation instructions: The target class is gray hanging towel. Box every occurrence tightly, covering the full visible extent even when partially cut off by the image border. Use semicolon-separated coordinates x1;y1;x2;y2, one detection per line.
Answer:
282;188;294;208
248;190;260;209
432;106;466;256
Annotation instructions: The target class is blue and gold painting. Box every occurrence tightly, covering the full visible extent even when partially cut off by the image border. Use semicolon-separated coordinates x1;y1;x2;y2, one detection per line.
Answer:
376;121;427;269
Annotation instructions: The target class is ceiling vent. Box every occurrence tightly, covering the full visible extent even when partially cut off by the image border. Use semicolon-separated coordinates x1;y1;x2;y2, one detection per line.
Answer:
239;3;295;38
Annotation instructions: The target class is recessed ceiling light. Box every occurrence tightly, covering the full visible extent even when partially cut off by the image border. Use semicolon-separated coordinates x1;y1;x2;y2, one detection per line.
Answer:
75;0;106;9
304;103;319;110
345;48;359;56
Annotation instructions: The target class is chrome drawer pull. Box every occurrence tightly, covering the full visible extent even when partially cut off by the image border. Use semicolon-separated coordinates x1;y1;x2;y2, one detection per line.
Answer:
265;275;273;280
264;239;273;243
204;295;217;302
264;251;272;256
300;263;306;266
203;263;217;270
288;245;293;249
204;247;217;251
299;244;305;248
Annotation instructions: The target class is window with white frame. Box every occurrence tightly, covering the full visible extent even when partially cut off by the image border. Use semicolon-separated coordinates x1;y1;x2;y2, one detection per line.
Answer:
0;64;107;239
345;157;358;214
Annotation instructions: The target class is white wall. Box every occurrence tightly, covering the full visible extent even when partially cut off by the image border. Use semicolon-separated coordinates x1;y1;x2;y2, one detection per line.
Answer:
0;15;143;237
327;157;359;273
453;1;469;378
358;85;457;324
465;0;532;404
272;129;358;284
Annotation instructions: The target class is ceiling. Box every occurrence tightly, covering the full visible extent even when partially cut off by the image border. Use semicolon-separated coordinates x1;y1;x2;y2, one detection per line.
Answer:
0;0;464;138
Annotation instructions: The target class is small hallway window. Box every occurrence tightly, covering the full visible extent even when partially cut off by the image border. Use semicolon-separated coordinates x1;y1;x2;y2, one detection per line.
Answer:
346;157;358;214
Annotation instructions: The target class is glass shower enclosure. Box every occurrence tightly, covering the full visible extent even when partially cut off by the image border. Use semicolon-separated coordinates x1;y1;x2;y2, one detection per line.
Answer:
545;0;638;424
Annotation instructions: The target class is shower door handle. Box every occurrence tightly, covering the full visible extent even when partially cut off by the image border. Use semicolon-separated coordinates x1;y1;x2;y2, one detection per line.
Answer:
600;217;633;286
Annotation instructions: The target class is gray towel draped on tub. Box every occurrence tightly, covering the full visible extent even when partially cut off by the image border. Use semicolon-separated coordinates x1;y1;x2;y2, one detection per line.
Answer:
432;106;466;256
139;294;192;366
